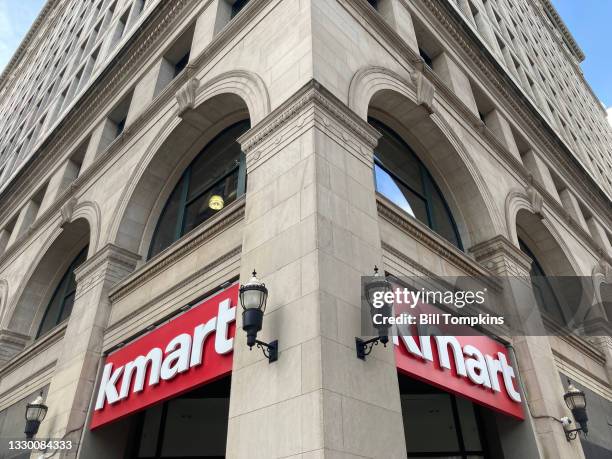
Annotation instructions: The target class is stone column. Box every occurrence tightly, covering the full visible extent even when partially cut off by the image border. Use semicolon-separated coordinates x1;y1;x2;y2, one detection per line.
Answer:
33;244;139;455
190;0;232;60
470;236;586;459
432;52;479;115
227;81;406;458
378;0;419;53
484;108;521;161
38;159;81;215
81;118;118;171
521;149;559;202
6;200;40;247
558;188;589;233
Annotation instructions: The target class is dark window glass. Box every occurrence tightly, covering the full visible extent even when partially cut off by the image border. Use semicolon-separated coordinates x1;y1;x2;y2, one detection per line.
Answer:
231;0;249;18
149;121;249;258
36;247;88;338
367;0;378;9
173;52;190;77
400;374;488;458
116;116;126;136
371;119;462;249
518;238;566;324
419;47;433;68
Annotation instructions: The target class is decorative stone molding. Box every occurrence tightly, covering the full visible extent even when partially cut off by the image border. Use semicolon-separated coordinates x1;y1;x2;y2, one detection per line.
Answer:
469;234;533;277
176;78;200;115
109;198;245;303
239;80;381;171
411;70;436;114
0;322;65;377
59;197;78;227
73;243;140;300
340;0;612;238
0;329;29;367
526;182;544;219
377;196;500;282
106;245;241;341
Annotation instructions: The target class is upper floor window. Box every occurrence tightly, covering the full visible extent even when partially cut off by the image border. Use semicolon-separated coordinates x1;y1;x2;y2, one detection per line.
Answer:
231;0;250;18
518;238;565;325
36;247;88;338
371;119;462;250
148;121;249;258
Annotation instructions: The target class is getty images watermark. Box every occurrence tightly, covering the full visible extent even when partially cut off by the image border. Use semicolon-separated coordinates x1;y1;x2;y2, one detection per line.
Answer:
361;275;612;337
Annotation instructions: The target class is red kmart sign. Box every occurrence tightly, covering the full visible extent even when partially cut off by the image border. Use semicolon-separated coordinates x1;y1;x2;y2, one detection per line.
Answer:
91;283;523;428
90;284;238;429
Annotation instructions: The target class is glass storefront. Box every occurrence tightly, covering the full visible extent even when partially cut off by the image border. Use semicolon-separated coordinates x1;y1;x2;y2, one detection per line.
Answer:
399;374;496;459
125;377;231;459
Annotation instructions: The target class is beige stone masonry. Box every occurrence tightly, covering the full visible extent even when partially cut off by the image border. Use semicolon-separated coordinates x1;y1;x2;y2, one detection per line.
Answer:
38;160;81;216
521;149;560;203
34;244;139;452
558;188;590;234
230;80;407;458
472;235;586;459
432;52;479;116
6;200;40;248
190;0;232;59
484;108;521;161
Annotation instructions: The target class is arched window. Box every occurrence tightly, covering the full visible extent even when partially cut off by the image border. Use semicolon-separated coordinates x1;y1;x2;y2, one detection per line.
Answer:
518;238;566;324
36;246;88;338
370;119;462;249
149;121;249;258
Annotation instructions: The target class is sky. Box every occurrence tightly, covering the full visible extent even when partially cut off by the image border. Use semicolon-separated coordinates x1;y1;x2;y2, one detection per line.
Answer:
0;0;609;125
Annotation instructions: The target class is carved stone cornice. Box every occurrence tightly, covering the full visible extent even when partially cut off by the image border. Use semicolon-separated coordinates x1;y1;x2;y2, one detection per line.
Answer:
411;70;436;114
0;322;66;377
469;234;533;276
108;197;245;303
238;80;381;171
105;246;241;343
176;77;200;115
377;196;501;283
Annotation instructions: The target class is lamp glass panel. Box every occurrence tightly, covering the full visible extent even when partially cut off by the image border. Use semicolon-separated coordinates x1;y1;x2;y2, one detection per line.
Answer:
241;288;263;310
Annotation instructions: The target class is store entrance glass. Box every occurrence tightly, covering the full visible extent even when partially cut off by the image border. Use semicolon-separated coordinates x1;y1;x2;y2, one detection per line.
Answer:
399;373;499;458
126;376;231;458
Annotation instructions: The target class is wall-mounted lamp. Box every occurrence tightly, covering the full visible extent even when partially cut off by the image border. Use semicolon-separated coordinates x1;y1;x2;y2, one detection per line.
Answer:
561;380;588;441
356;266;392;360
239;270;278;363
24;392;48;439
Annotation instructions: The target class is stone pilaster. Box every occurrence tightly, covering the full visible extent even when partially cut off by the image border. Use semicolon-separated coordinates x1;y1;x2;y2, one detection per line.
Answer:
34;244;139;455
227;81;406;458
471;235;586;459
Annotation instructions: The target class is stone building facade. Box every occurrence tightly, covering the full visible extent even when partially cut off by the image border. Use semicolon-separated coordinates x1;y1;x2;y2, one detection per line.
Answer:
0;0;610;458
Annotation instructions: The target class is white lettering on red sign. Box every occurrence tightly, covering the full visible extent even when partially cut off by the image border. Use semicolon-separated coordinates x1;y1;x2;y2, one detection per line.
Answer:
393;333;521;403
95;298;235;411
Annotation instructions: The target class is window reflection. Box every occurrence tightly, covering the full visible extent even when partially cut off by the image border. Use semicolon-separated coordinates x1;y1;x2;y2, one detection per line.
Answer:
370;119;462;249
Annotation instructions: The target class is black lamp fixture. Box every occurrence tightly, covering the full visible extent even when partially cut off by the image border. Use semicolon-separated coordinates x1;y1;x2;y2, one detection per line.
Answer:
239;270;278;363
24;392;48;439
561;379;588;441
356;266;393;360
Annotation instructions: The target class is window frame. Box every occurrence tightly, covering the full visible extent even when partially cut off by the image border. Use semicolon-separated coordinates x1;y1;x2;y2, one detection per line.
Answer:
36;246;88;338
370;119;463;250
148;121;249;259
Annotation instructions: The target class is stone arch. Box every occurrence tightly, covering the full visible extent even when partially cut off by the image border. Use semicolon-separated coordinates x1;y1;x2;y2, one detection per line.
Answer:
351;66;504;248
511;199;590;326
3;218;91;337
506;189;580;276
60;199;102;257
109;71;268;257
